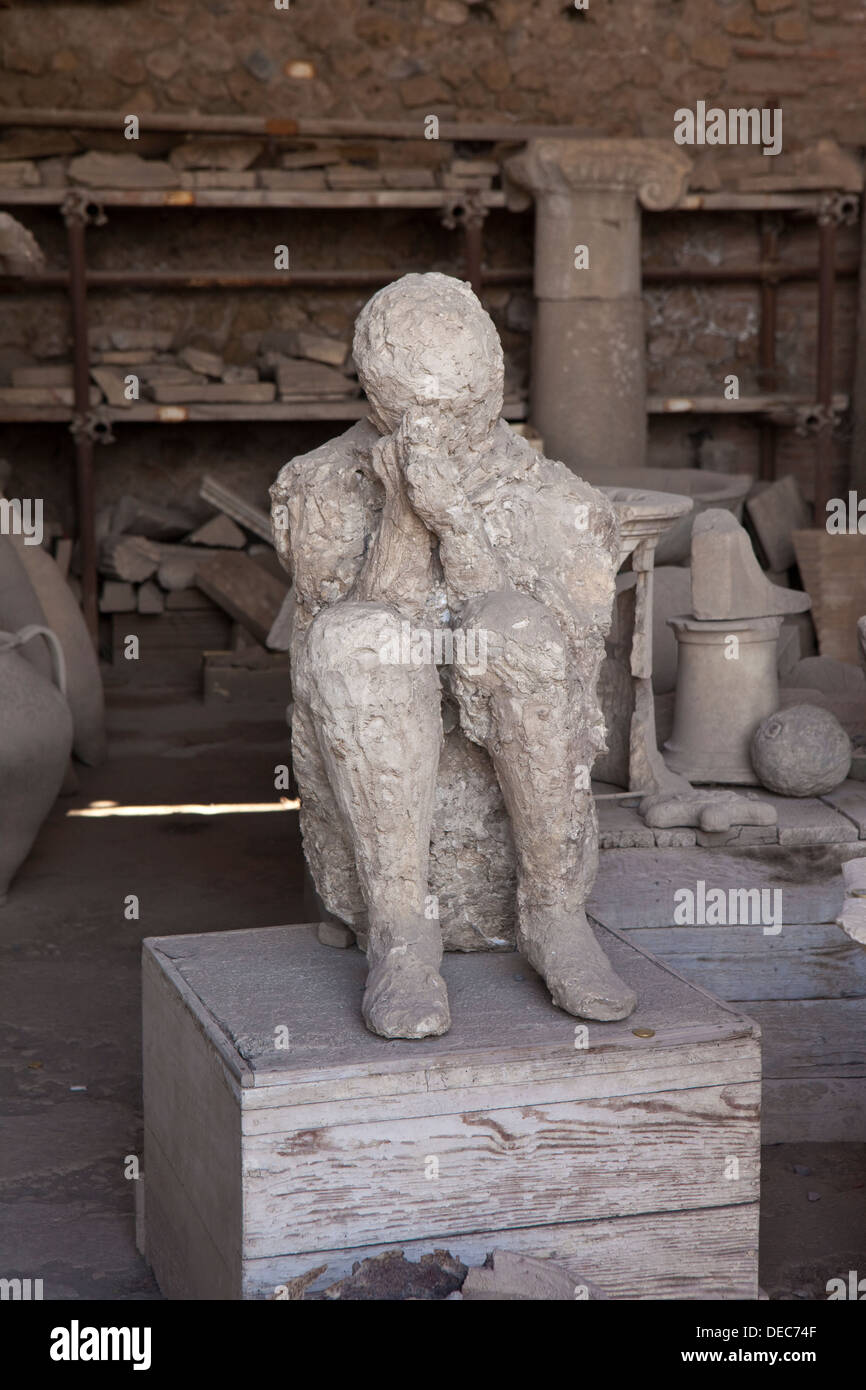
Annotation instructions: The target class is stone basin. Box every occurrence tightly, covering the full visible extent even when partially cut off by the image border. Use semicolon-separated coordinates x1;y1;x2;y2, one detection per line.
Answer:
586;466;753;565
600;485;693;568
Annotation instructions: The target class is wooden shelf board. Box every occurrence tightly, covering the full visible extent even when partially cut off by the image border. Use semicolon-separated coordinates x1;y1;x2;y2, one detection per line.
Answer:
0;398;529;424
0;187;508;211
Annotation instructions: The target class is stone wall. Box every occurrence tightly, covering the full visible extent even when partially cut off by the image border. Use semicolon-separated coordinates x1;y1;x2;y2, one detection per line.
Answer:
0;0;862;523
1;0;863;144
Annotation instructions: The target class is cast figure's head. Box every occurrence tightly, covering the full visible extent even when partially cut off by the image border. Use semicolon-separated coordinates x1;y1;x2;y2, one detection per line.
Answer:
353;272;505;445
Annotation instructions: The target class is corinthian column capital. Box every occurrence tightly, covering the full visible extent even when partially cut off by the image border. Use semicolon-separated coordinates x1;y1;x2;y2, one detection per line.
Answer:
506;139;692;211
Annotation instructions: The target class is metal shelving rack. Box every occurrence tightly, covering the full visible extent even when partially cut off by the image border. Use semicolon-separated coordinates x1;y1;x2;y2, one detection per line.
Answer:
0;109;859;636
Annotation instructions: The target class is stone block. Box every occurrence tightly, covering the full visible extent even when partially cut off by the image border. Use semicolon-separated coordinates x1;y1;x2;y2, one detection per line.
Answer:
90;366;132;408
292;332;348;368
187;514;247;549
68;151;177;188
692;510;810;621
169;139;263;171
0;160;40;186
137;581;165;615
257;169;328;189
196;551;287;645
99;580;136;613
325;165;382;188
11;365;73;388
151;382;276;404
179;346;224;379
745;475;811;572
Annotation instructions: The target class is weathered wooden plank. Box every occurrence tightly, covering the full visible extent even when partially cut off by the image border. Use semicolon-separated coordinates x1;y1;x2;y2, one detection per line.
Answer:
241;1039;760;1132
147;923;757;1090
143;1134;238;1300
242;1082;760;1257
199;473;272;542
196;552;287;645
142;948;243;1286
144;923;761;1298
628;924;866;1001
241;1203;760;1301
762;1079;866;1143
591;846;866;928
203;655;288;705
743;998;866;1080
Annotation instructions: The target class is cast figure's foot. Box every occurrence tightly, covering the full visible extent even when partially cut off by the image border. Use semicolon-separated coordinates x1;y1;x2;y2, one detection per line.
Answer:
362;952;451;1039
518;907;637;1022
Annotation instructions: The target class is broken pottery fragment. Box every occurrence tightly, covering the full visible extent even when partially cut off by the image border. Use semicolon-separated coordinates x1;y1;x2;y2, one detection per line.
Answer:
12;537;107;766
0;625;73;898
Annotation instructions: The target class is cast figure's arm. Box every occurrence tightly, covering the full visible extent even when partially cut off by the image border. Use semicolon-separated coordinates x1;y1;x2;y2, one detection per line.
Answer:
351;429;434;616
398;405;506;609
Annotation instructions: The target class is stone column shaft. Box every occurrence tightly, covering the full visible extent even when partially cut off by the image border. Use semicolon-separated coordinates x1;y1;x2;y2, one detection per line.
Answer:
506;140;691;476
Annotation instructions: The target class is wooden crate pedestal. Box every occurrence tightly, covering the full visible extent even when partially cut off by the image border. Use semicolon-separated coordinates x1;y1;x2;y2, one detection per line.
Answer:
142;923;761;1299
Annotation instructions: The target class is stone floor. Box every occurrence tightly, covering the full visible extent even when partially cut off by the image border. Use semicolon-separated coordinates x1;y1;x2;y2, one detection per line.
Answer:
1;689;863;1300
594;778;866;850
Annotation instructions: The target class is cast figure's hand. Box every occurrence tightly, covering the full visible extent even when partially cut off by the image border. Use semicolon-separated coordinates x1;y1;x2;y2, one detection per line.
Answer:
396;404;466;533
369;430;407;505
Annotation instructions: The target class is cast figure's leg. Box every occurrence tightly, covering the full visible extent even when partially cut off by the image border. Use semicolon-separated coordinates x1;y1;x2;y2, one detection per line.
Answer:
290;699;366;929
451;589;636;1021
295;600;448;1039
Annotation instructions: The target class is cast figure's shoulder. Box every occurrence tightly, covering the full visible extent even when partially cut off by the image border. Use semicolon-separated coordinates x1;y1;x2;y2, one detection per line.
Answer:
271;418;378;502
485;421;619;555
270;418;380;604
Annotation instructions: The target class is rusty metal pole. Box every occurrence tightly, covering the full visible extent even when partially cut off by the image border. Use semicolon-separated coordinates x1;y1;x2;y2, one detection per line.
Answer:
815;200;838;523
442;191;487;300
463;211;484;299
758;215;781;482
62;191;98;641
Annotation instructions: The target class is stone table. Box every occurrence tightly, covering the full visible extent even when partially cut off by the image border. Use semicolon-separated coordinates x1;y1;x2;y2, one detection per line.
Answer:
596;485;694;796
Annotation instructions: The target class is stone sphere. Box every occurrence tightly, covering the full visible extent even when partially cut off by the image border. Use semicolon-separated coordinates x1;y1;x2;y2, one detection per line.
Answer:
751;703;851;797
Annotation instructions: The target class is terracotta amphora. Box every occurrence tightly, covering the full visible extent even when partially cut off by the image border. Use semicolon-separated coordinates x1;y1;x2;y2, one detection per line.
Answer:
0;624;73;899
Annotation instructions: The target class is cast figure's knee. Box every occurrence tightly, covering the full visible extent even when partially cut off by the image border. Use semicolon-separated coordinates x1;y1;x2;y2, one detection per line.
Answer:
455;588;568;689
307;601;402;674
297;601;398;700
298;600;440;718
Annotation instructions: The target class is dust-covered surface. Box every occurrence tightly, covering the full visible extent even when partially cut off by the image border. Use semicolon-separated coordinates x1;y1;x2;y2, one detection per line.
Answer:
0;693;862;1299
760;1143;866;1301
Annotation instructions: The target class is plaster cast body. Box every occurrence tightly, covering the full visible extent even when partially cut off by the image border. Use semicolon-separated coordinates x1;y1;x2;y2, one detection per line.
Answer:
272;273;635;1038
